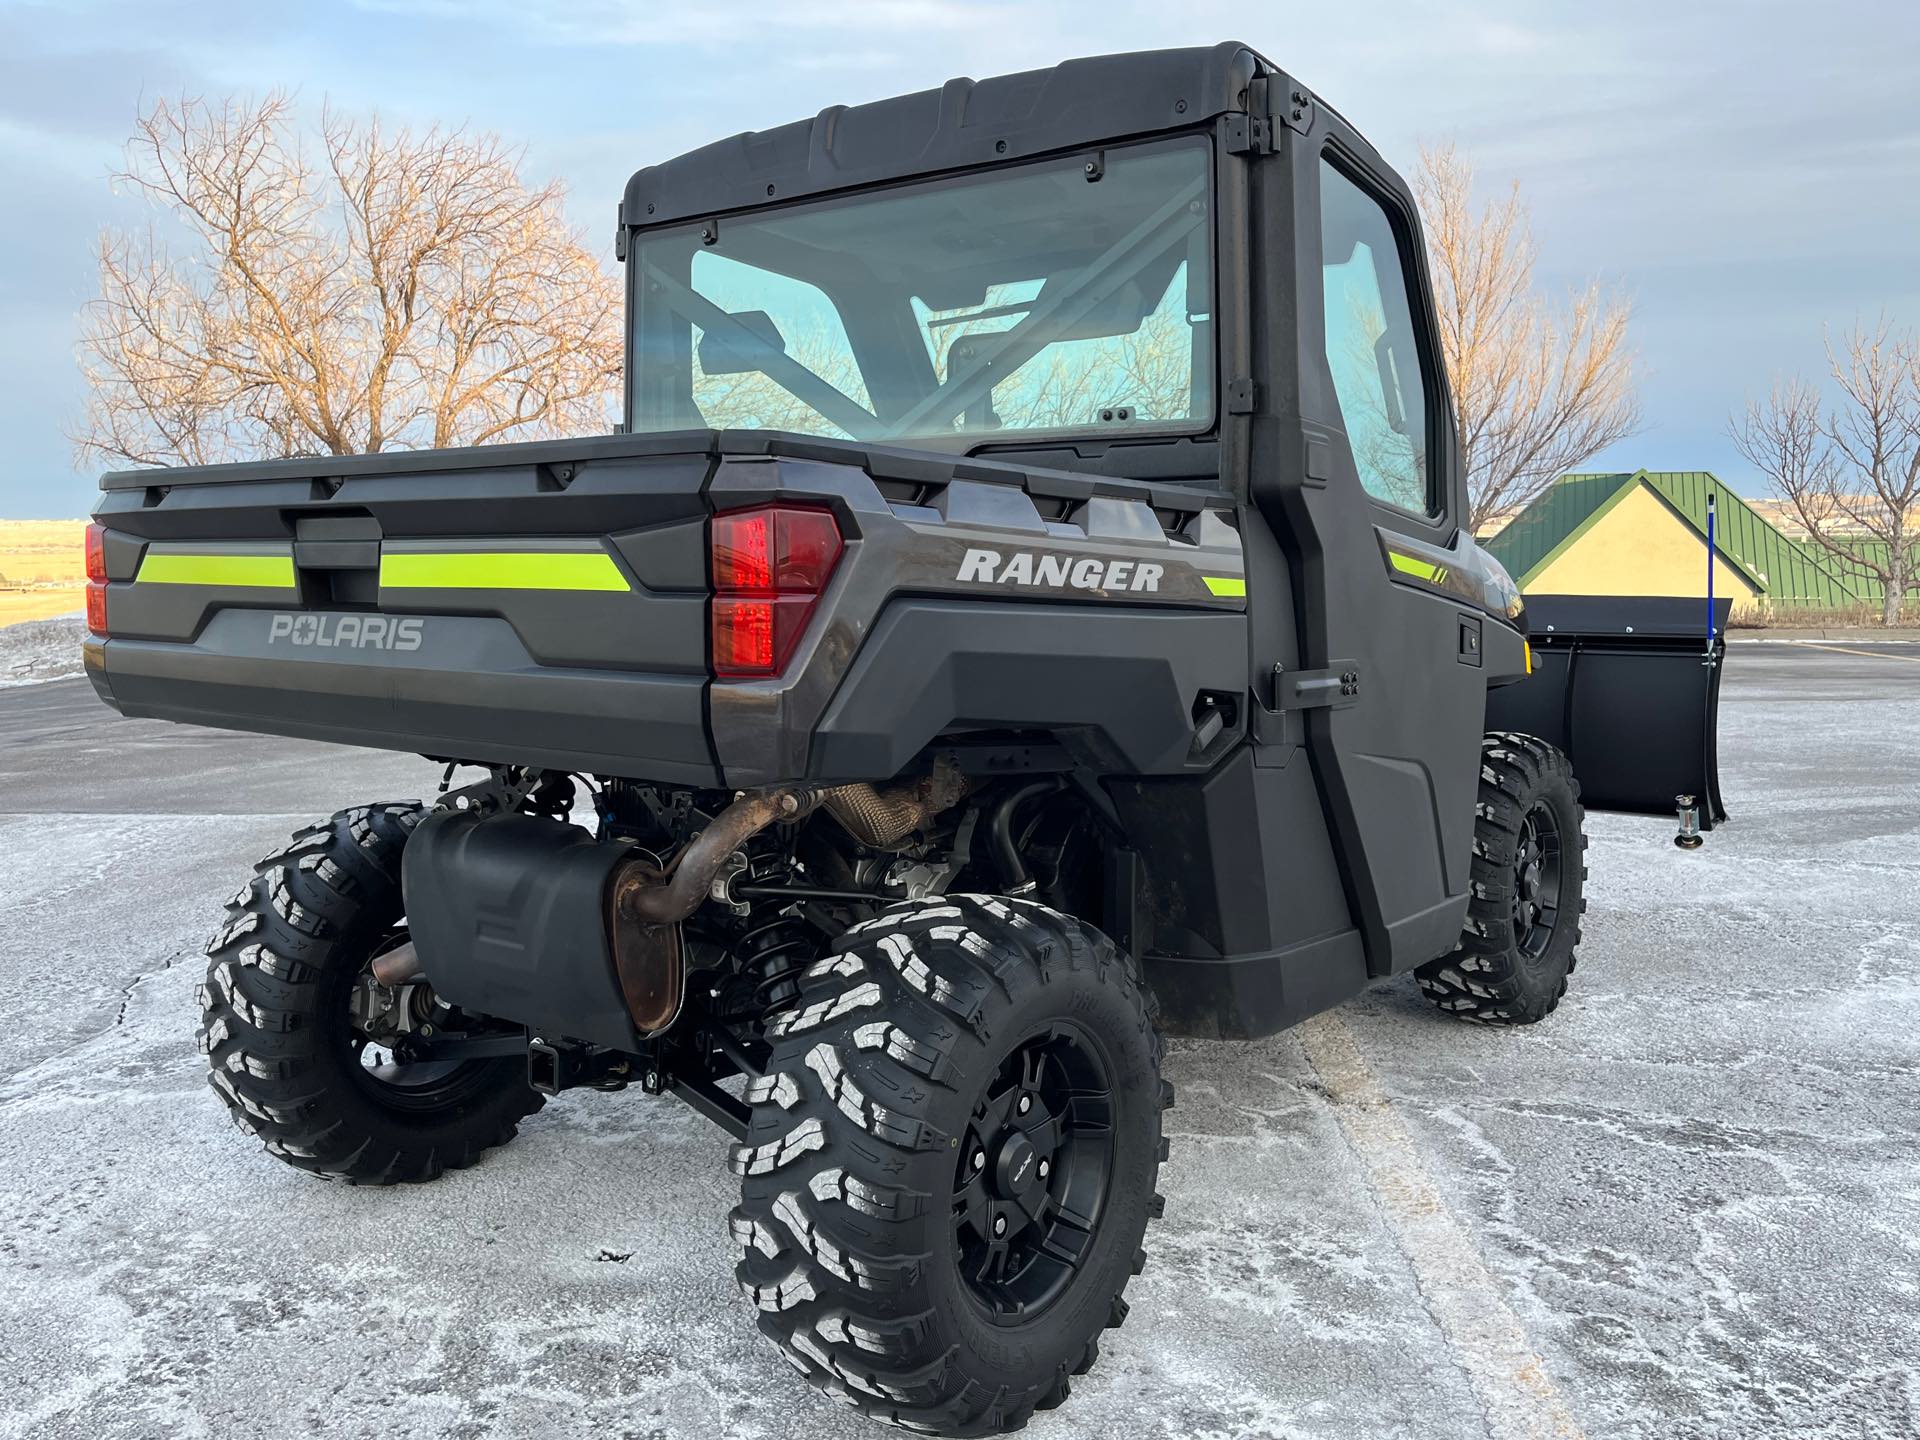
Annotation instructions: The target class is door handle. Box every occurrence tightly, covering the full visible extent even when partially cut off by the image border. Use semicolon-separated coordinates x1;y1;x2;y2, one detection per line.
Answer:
1272;663;1361;711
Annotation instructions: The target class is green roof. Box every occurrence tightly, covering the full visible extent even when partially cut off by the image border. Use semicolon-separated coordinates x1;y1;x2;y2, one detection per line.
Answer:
1483;472;1635;584
1474;476;1628;583
1485;469;1868;607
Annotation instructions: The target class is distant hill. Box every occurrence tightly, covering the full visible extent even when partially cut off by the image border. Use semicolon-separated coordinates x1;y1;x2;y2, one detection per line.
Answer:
0;520;88;583
1745;496;1882;539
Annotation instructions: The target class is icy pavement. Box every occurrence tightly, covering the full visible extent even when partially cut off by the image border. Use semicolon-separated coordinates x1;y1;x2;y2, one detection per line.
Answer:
0;646;1915;1439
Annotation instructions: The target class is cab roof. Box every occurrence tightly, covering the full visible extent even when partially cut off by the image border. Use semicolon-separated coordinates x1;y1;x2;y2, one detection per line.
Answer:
621;41;1274;233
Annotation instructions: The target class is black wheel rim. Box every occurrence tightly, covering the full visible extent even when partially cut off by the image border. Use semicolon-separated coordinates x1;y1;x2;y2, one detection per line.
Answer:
952;1022;1115;1323
345;930;503;1112
1512;801;1565;961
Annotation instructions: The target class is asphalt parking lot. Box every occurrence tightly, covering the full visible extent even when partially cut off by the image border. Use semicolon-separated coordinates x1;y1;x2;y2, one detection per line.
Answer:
1;642;1915;1440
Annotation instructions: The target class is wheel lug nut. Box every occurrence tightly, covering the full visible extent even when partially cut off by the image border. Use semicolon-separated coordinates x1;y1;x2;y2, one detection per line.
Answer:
972;1149;985;1171
1037;1159;1050;1180
993;1215;1007;1236
1017;1095;1032;1115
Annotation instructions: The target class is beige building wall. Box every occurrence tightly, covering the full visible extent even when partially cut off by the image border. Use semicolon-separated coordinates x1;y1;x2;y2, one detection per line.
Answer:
1528;485;1761;610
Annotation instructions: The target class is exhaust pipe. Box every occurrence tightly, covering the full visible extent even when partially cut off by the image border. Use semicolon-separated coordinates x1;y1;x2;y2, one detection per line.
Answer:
609;759;969;929
819;755;968;849
601;767;965;1029
605;786;817;1036
377;766;967;1032
613;787;817;925
369;940;422;989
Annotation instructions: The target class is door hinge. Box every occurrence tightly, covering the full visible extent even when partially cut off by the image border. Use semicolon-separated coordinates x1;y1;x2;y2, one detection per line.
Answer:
1221;113;1273;155
1272;663;1361;711
1224;75;1277;155
1226;377;1257;414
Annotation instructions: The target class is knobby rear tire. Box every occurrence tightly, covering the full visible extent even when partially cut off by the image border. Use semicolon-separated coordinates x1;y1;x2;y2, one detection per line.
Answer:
730;894;1171;1436
196;801;544;1184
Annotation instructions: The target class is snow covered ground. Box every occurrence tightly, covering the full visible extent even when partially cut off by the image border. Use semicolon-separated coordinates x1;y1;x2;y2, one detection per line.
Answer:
0;645;1915;1439
0;614;85;687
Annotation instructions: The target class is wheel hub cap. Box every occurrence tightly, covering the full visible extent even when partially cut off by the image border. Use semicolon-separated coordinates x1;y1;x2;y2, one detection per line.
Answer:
993;1132;1041;1204
952;1023;1116;1322
1510;805;1564;958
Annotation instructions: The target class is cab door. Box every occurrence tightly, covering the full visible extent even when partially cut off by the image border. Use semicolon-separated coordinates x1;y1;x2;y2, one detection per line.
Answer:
1249;117;1485;976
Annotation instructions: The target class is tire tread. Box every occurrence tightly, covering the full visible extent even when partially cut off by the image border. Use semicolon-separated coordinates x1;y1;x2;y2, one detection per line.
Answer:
197;802;542;1184
1417;732;1589;1026
732;895;1168;1436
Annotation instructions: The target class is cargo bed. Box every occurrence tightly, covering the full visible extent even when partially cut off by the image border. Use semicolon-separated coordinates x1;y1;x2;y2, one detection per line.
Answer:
86;429;1247;786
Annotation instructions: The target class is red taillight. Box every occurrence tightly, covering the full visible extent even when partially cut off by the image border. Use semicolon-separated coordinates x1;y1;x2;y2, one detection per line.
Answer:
712;506;841;593
85;524;109;636
712;509;774;592
710;505;843;678
713;595;820;675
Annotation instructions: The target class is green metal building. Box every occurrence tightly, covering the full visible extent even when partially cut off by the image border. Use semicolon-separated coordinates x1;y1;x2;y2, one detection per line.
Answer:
1485;470;1874;618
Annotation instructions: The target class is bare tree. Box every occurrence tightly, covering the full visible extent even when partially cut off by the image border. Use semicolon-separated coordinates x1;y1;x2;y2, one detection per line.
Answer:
75;93;621;468
1732;320;1920;625
1413;143;1641;532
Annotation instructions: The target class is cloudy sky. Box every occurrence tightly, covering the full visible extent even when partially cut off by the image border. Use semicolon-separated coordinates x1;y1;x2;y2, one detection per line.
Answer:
1;0;1915;517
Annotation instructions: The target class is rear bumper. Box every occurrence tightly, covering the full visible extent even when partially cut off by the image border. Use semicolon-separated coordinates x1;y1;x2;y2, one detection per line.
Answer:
90;629;718;784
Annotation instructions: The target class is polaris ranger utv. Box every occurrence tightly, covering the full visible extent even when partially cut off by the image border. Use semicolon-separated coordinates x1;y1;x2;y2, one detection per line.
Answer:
83;42;1724;1436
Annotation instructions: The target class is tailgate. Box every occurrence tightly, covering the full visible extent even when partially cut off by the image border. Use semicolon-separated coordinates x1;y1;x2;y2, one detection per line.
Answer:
87;434;720;783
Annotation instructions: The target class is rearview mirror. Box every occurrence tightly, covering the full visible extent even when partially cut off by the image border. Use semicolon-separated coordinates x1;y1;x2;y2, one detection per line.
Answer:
1044;280;1149;342
698;310;787;376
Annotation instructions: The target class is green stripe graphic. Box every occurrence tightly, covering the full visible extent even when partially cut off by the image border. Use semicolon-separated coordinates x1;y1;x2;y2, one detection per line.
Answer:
1386;550;1442;583
135;552;296;588
380;551;630;592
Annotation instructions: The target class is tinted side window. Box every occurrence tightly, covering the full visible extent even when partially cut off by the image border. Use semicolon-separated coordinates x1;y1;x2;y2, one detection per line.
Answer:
1319;158;1432;515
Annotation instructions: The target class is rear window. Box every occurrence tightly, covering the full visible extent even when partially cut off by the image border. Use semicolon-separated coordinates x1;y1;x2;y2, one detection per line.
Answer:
628;139;1215;446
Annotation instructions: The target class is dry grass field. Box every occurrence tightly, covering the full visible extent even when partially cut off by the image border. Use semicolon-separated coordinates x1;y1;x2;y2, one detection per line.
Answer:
0;520;86;626
0;520;87;582
0;591;83;625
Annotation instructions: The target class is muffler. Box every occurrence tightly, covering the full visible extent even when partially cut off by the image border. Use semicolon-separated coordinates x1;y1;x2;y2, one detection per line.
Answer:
392;769;967;1050
393;786;823;1049
400;809;676;1052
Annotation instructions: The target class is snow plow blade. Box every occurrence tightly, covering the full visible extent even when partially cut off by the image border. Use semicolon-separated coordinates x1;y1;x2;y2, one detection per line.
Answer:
1486;595;1729;828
